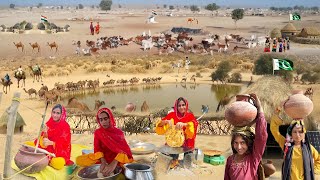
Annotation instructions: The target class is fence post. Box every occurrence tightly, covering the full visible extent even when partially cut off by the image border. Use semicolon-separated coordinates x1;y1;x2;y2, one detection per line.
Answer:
3;92;21;179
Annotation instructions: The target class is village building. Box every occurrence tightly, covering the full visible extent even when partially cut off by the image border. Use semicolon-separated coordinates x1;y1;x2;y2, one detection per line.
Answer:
281;23;299;38
298;27;320;39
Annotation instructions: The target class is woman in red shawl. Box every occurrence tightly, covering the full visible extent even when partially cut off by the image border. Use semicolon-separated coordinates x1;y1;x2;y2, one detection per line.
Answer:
155;97;198;168
94;108;133;176
34;104;73;170
95;22;100;35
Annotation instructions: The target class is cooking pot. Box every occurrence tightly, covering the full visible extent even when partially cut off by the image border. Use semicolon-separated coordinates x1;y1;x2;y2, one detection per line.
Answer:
77;164;122;180
124;163;154;180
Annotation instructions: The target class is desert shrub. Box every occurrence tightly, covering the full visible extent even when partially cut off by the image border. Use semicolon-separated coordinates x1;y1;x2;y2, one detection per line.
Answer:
300;71;320;84
207;61;218;69
295;61;309;75
196;72;202;77
229;72;242;83
312;64;320;73
122;117;154;134
253;54;273;75
189;66;198;72
160;64;174;73
211;61;232;81
278;70;294;83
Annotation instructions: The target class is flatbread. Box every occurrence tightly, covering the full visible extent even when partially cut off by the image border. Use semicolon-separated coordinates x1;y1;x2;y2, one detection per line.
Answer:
165;127;185;147
131;147;145;151
203;149;222;156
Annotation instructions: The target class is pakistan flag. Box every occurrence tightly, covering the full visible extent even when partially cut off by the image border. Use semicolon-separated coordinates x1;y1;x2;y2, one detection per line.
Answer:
273;59;294;71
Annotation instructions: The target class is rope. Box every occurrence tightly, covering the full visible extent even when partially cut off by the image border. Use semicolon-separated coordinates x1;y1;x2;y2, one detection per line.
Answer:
1;155;49;180
19;103;43;116
12;97;20;102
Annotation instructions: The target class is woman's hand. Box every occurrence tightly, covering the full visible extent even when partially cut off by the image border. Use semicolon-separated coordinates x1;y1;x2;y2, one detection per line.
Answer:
99;158;107;173
175;122;187;130
250;93;263;113
43;138;54;146
159;120;172;127
101;160;118;176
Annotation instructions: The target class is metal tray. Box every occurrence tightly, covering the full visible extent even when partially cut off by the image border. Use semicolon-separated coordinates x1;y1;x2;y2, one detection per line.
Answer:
130;142;156;155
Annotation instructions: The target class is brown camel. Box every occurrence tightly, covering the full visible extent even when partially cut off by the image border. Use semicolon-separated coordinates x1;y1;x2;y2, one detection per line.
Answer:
0;78;13;94
23;88;37;98
13;42;24;52
40;84;48;91
44;91;58;104
38;89;46;99
66;97;105;112
29;42;40;53
14;70;26;88
216;95;235;112
28;65;42;82
141;100;149;112
47;42;58;52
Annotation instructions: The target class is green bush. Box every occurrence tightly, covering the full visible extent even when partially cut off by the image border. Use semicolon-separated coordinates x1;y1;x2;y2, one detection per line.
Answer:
253;54;273;75
211;61;232;81
230;72;242;83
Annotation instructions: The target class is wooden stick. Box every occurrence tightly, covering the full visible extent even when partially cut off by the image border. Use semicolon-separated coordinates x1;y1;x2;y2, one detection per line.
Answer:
34;102;49;153
3;92;21;179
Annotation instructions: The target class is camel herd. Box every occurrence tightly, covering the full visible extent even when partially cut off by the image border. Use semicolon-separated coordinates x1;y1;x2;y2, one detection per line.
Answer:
13;41;58;53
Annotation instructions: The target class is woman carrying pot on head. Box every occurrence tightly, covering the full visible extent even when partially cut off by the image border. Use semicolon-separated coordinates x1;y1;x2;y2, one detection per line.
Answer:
271;107;320;180
32;104;73;170
224;94;268;180
76;108;133;177
155;97;198;169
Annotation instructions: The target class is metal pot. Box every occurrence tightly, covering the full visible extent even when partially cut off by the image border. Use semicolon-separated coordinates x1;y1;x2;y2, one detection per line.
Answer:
124;163;154;180
77;164;122;180
193;148;204;165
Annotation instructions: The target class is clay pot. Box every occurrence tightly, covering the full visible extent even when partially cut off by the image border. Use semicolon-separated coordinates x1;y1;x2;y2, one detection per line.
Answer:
262;160;276;178
283;90;313;119
225;101;257;127
125;102;136;113
14;146;49;174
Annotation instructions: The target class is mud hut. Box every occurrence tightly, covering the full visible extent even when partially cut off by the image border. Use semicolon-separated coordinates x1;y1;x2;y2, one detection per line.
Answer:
270;28;282;39
0;110;26;134
281;23;298;37
298;27;320;39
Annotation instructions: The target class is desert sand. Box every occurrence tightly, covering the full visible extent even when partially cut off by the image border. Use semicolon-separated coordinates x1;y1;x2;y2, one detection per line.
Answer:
1;7;320;180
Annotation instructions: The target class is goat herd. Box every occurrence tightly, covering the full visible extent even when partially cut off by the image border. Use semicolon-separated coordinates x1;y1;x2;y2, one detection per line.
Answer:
79;32;266;56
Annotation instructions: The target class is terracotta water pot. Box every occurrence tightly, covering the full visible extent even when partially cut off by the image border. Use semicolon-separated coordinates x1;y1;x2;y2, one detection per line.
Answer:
262;160;276;178
225;101;257;127
283;90;313;119
14;146;49;174
125;102;136;113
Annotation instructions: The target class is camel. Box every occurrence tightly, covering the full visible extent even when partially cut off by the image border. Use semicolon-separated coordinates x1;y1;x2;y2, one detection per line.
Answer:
23;88;37;98
28;65;42;82
66;97;105;113
29;42;40;53
181;77;187;83
40;84;48;91
190;75;196;83
0;78;13;94
13;42;24;52
47;42;58;52
187;18;198;24
14;70;26;88
216;95;235;112
38;89;46;99
141;101;149;112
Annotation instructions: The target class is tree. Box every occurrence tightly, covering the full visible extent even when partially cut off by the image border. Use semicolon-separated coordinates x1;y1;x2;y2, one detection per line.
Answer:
231;8;244;29
37;3;43;8
205;3;219;12
311;6;319;11
100;0;112;11
78;4;84;9
211;61;232;82
9;4;15;9
190;5;200;12
253;54;274;75
169;5;174;10
163;4;167;9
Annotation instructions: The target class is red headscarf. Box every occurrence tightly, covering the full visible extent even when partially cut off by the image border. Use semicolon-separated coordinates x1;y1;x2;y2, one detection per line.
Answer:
162;97;198;148
35;104;72;165
94;108;133;164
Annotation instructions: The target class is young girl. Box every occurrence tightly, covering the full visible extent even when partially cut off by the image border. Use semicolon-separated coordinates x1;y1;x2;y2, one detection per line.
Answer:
224;94;267;180
271;107;320;180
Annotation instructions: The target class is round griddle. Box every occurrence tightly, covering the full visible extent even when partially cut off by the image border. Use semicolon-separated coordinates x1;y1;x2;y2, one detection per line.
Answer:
158;145;194;155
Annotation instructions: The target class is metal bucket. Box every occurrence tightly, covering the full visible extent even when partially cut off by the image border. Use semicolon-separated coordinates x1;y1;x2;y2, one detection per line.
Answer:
124;163;154;180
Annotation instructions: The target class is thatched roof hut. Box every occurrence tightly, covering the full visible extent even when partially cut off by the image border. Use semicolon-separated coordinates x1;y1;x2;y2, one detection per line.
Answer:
270;28;282;39
281;23;298;33
0;110;26;134
299;27;320;38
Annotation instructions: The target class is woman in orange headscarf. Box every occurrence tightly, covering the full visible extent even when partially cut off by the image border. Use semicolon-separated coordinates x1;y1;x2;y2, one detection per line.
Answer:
155;97;198;168
76;108;133;176
95;22;100;35
34;104;73;170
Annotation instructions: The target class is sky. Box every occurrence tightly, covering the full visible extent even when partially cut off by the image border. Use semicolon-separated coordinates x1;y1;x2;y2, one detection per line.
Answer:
1;0;320;8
